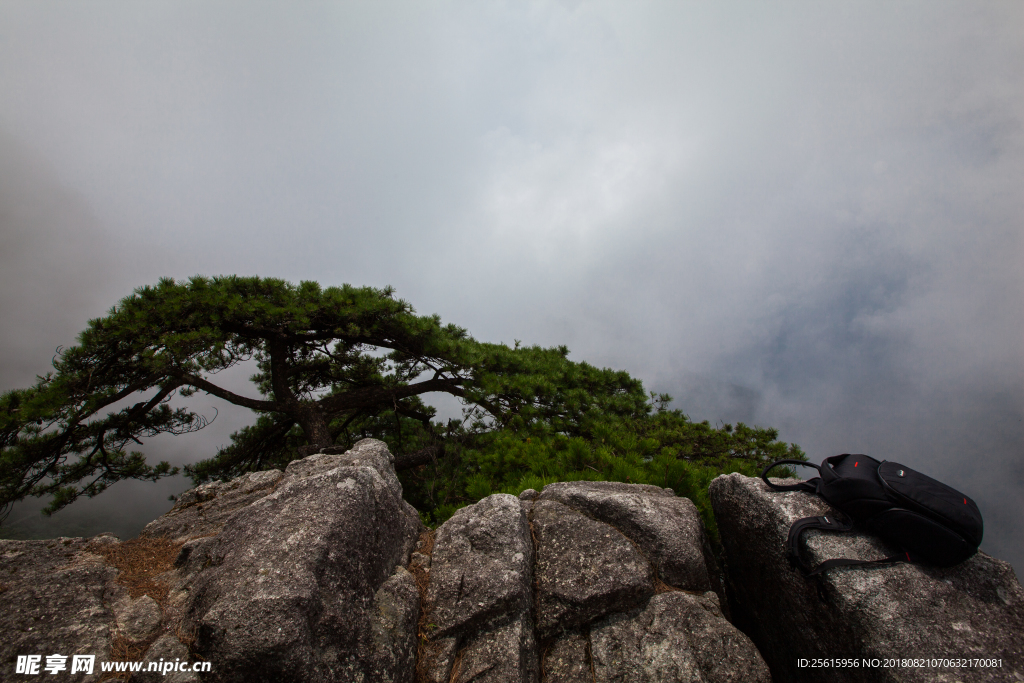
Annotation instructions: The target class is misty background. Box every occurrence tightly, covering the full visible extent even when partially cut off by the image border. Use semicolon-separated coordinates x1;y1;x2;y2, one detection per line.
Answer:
1;2;1021;576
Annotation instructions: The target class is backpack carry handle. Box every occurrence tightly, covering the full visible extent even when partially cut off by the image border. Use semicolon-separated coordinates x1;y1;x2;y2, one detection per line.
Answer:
761;459;821;493
786;514;903;577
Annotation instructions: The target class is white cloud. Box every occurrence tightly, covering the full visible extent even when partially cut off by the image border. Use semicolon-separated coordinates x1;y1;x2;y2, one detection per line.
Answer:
1;0;1021;571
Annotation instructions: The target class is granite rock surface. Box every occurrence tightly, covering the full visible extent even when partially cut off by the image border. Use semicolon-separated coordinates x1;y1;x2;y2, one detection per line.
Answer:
710;472;1024;683
419;481;768;683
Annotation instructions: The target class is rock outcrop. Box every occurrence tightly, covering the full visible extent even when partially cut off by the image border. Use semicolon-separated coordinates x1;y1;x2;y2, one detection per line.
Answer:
1;439;423;683
418;493;536;683
531;498;653;638
588;591;768;683
170;439;423;683
10;443;1019;683
418;481;771;683
1;535;122;683
710;472;1024;683
536;481;728;616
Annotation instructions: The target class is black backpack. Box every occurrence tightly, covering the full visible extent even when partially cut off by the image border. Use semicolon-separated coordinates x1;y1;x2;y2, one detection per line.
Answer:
761;454;984;577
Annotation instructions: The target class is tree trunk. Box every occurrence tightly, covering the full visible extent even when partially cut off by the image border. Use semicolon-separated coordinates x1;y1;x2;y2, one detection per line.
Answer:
295;402;333;451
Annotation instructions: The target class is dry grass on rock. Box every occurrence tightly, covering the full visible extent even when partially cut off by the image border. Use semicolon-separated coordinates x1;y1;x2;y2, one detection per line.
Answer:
411;529;442;683
87;536;183;606
87;536;185;681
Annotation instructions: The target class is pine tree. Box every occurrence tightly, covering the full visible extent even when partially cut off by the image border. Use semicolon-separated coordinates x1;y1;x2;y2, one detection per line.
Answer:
0;276;651;520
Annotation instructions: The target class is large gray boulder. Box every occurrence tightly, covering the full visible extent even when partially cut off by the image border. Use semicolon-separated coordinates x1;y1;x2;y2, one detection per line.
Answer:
0;531;203;682
528;482;769;682
0;440;423;683
538;481;718;596
710;472;1024;683
532;498;653;638
174;438;423;683
417;484;771;683
0;536;121;683
140;468;284;542
420;493;537;683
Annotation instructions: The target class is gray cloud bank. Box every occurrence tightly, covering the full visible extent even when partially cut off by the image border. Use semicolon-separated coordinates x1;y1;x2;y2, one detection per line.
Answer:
1;2;1021;574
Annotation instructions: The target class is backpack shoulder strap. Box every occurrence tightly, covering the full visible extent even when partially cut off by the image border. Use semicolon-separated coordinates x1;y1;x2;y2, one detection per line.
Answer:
787;515;905;576
803;556;905;577
761;459;822;493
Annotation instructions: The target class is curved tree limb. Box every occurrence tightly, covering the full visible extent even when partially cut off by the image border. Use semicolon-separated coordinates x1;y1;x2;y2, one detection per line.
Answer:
171;372;278;412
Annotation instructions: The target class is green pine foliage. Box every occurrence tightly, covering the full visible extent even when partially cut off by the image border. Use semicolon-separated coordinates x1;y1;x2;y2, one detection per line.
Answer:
393;400;804;543
0;275;805;540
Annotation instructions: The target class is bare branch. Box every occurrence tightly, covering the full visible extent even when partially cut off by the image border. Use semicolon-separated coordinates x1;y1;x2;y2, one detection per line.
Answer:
318;376;465;414
172;372;278;412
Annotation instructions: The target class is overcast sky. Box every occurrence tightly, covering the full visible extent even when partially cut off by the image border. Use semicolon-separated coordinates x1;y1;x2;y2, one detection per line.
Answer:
1;2;1021;575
